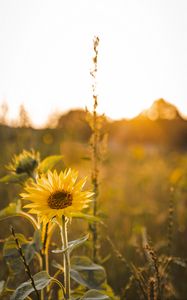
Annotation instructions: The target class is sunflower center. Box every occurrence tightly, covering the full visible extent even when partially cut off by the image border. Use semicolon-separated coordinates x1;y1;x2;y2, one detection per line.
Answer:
47;190;73;209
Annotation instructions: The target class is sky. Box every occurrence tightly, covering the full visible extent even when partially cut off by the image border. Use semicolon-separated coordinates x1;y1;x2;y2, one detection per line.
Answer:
0;0;187;127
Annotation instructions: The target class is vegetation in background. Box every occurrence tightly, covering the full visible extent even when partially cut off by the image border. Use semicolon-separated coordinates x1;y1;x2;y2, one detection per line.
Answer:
1;45;187;299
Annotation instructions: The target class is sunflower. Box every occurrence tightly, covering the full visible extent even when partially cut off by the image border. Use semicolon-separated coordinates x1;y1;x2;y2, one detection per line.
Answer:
7;149;40;175
21;169;93;223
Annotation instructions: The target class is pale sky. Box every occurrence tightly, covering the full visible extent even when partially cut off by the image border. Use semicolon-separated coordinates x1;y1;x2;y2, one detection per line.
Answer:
0;0;187;127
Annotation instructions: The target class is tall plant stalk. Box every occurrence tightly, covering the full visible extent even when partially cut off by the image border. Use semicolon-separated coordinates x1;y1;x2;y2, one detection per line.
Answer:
41;222;50;300
60;216;71;299
41;222;49;273
32;174;50;300
90;36;100;262
10;226;40;300
32;173;50;276
167;187;174;256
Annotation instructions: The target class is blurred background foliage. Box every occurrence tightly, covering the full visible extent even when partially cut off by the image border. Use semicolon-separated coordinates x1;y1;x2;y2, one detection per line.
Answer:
1;98;187;299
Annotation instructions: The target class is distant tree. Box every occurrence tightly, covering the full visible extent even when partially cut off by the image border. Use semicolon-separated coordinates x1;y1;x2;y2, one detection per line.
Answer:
0;101;9;125
57;109;91;140
18;104;32;127
148;98;182;120
45;110;62;128
139;98;182;120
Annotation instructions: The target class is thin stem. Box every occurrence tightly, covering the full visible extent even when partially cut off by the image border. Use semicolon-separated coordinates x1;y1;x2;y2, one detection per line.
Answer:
49;278;66;299
107;235;147;299
42;222;49;272
19;212;39;230
60;216;71;300
90;36;100;262
167;187;174;256
34;252;42;270
145;244;162;300
10;226;40;300
106;235;129;268
41;222;49;300
92;104;99;262
48;269;63;291
1;212;39;230
148;278;156;300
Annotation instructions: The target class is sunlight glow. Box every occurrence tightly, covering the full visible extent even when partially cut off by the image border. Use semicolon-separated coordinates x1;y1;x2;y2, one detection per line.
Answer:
0;0;187;126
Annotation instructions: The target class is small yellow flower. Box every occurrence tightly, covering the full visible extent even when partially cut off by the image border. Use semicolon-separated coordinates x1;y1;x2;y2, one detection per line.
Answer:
7;149;40;175
21;169;93;223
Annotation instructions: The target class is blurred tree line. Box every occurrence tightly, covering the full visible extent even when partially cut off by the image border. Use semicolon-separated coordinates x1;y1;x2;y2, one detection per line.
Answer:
1;98;187;150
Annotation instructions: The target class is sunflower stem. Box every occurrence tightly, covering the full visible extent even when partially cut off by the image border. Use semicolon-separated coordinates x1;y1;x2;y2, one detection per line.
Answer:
42;222;49;273
41;222;49;300
60;216;71;300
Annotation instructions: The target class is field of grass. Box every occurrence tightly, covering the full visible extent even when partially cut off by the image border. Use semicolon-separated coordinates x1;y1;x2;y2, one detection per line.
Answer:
0;120;187;299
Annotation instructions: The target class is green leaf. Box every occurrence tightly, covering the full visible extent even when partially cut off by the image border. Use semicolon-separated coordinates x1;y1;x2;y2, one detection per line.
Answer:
101;283;119;299
3;233;36;272
71;256;104;271
0;202;38;230
3;233;29;274
70;256;106;289
52;234;89;254
100;254;111;264
70;212;101;223
68;234;89;251
0;173;28;184
0;202;21;220
24;243;36;264
52;261;64;271
3;234;28;257
10;271;51;300
39;155;65;173
23;229;42;263
70;269;90;288
21;230;43;262
80;290;110;300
